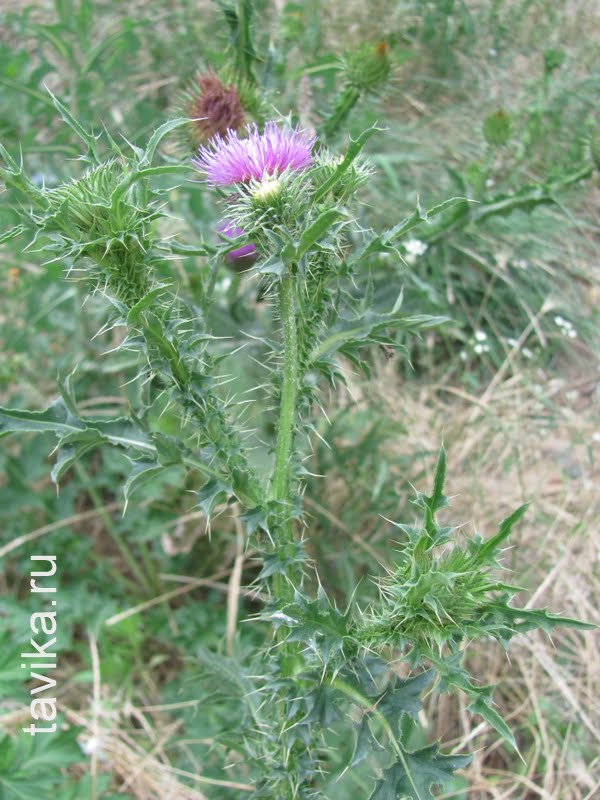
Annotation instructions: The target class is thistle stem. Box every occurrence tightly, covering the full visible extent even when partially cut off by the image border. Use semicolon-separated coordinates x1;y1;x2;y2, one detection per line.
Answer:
321;85;361;140
272;274;299;505
270;273;301;615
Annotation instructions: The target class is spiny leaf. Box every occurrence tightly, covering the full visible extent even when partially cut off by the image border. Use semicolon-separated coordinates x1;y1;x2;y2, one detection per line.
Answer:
502;606;596;634
0;225;25;245
474;503;529;564
123;461;167;502
377;671;434;729
139;117;190;167
309;310;447;364
47;88;99;156
313;125;381;203
351;197;468;265
0;399;85;439
196;478;232;516
467;694;517;750
369;744;471;800
50;431;102;484
351;717;385;767
295;208;344;259
126;285;170;326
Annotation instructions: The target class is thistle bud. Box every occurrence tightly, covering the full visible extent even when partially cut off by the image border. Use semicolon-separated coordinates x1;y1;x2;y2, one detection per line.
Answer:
342;41;391;95
180;71;246;149
482;110;512;147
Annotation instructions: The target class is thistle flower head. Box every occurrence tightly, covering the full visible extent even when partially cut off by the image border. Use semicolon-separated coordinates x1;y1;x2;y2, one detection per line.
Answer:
217;220;257;266
183;71;246;146
194;121;316;187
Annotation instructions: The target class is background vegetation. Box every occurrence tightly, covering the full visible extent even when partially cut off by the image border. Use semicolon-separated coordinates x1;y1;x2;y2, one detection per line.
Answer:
0;0;598;797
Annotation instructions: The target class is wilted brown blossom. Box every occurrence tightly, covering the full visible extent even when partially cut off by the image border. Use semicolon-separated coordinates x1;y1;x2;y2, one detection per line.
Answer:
183;72;246;146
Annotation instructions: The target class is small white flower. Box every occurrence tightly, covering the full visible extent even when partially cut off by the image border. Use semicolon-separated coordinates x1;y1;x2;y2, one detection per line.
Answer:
554;315;567;328
404;239;428;257
592;432;600;443
459;350;468;361
474;342;490;354
485;178;495;188
522;347;533;359
488;48;498;57
474;330;487;342
514;259;528;269
80;736;106;760
567;328;578;338
506;337;519;348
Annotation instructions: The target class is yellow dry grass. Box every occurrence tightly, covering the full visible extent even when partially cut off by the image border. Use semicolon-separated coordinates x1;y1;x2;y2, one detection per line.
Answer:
345;351;600;799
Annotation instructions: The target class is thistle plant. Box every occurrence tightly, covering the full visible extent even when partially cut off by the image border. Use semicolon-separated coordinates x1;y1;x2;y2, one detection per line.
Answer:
0;90;592;799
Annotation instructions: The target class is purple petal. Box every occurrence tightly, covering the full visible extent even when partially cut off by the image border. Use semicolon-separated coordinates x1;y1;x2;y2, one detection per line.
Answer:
194;121;316;186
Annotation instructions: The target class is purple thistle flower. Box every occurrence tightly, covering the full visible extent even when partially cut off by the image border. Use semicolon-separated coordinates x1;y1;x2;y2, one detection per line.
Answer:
217;220;257;265
194;121;316;186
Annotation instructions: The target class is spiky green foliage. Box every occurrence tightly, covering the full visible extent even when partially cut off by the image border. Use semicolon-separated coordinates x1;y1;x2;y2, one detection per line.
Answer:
0;88;592;799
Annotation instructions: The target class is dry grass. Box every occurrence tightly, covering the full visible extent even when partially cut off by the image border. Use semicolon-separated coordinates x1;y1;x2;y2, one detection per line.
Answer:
344;350;600;799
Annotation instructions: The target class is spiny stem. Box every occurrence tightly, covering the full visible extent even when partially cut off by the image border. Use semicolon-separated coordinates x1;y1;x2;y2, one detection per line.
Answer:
321;85;361;140
272;274;299;505
271;273;301;628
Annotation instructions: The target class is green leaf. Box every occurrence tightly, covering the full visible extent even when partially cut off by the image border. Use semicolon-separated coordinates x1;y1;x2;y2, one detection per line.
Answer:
295;208;344;259
0;728;82;800
369;744;471;800
503;606;595;634
46;89;98;155
377;671;434;728
351;717;385;766
309;310;447;364
0;398;219;483
274;588;351;664
123;461;167;503
474;503;529;564
126;284;170;326
0;399;84;439
0;225;25;245
196;478;232;516
139;117;190;167
50;430;101;484
351;197;468;265
313;125;381;203
467;694;517;750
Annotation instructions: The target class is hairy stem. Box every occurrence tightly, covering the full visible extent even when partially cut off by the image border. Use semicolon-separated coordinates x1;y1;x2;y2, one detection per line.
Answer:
272;274;299;505
321;85;361;140
270;273;301;617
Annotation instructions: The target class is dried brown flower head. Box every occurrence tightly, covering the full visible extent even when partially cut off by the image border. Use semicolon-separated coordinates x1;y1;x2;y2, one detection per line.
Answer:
184;72;246;146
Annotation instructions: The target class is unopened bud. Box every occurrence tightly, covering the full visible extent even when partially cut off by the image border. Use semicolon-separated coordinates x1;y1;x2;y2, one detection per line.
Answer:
343;41;391;94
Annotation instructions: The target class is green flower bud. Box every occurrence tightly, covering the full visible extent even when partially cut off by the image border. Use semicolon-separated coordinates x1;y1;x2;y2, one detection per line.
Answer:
482;110;512;147
342;41;391;95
